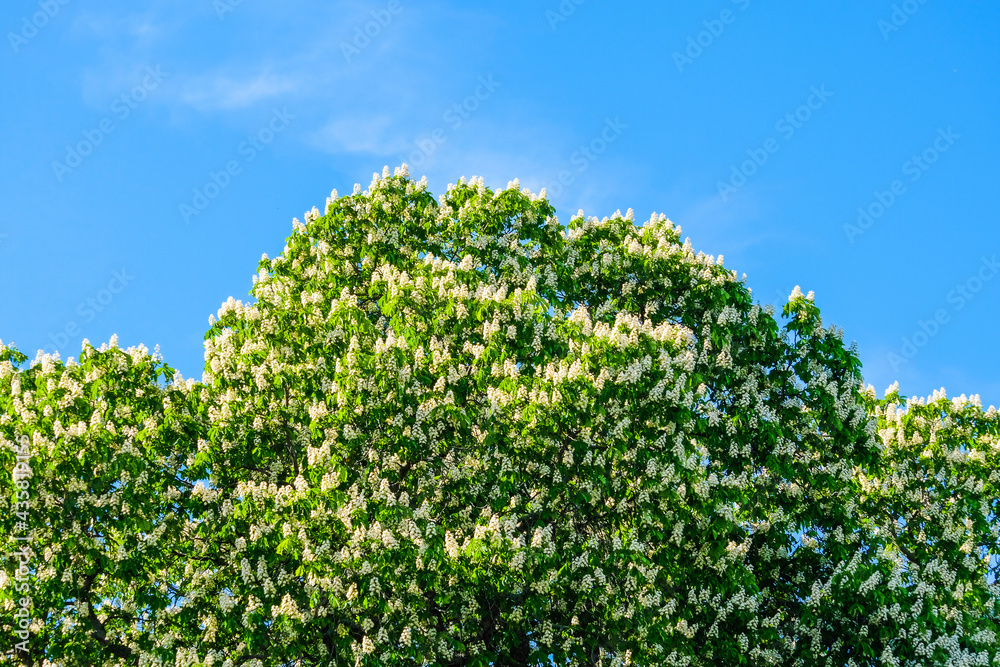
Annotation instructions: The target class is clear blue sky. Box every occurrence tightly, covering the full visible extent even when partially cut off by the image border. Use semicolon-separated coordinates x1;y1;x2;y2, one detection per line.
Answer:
1;0;997;408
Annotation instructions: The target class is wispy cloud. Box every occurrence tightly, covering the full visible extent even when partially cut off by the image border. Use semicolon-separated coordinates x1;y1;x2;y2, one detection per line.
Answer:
60;2;605;202
176;70;301;112
308;113;411;156
70;5;188;51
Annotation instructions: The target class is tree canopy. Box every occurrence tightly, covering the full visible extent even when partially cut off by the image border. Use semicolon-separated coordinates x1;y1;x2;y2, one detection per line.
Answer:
2;166;998;666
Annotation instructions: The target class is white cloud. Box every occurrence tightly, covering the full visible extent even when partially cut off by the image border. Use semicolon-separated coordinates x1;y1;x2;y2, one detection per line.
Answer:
71;0;197;51
177;70;301;112
63;2;605;206
308;114;412;156
71;8;177;47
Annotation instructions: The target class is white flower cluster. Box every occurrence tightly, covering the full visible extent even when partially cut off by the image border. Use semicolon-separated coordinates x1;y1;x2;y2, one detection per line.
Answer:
1;173;997;666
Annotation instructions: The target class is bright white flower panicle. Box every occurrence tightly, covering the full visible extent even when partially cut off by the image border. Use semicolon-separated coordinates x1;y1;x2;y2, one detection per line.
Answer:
0;170;996;667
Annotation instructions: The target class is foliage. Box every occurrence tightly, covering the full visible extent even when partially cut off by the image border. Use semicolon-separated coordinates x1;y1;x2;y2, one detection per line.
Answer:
1;166;998;666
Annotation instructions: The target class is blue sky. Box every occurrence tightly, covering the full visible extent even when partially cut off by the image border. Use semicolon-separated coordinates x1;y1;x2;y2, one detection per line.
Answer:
1;0;998;408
